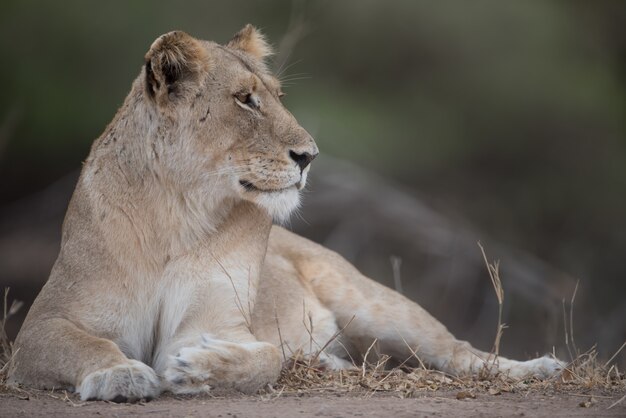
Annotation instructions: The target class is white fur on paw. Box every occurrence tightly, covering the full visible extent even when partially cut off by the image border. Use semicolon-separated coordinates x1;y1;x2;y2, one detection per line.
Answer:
508;356;566;379
163;334;232;394
317;352;356;371
164;346;213;394
78;360;160;402
529;356;566;378
164;334;272;394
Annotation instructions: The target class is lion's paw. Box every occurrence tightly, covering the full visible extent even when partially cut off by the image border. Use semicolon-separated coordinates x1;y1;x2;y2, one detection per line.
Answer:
317;352;356;370
507;356;566;380
164;334;280;394
163;335;241;394
163;347;213;394
78;360;160;402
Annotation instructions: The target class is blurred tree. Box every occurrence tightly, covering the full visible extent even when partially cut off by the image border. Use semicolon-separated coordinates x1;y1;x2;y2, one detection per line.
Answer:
0;0;624;362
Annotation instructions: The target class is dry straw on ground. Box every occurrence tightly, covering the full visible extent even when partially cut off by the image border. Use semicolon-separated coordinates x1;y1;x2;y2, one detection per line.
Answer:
0;288;21;384
267;339;625;402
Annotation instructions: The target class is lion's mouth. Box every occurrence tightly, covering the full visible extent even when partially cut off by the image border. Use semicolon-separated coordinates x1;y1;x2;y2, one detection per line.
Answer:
239;180;295;193
239;180;258;192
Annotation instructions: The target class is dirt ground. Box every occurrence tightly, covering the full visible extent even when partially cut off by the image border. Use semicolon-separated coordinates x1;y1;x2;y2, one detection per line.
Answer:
1;387;624;418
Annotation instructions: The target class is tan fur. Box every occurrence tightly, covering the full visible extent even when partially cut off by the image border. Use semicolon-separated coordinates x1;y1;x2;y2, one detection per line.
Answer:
227;24;273;61
9;27;562;402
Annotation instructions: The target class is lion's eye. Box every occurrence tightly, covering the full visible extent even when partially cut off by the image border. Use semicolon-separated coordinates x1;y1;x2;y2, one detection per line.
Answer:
235;92;260;110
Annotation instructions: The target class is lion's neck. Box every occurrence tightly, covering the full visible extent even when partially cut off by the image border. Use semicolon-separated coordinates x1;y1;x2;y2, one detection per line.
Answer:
80;84;272;269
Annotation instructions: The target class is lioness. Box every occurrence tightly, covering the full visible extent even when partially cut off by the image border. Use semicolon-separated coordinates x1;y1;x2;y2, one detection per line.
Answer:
9;26;563;401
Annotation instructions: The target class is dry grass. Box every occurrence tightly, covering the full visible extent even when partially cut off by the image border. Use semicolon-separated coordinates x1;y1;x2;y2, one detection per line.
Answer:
477;242;507;379
0;287;23;374
0;288;22;384
478;242;506;358
270;343;625;402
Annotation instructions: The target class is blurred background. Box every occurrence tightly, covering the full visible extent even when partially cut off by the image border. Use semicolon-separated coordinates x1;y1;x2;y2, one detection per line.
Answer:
0;1;624;366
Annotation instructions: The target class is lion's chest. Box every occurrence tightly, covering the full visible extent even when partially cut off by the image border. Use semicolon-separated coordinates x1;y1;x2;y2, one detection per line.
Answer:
113;254;262;370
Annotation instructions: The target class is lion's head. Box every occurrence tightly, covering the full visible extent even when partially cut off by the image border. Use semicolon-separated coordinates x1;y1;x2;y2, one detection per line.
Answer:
139;25;318;221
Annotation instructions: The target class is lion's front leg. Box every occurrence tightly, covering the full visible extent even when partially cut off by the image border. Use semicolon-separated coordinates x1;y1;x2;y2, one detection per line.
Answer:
163;333;281;394
155;238;281;395
10;317;161;402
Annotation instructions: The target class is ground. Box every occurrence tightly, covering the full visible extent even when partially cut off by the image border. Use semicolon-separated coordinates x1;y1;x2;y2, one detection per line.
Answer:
1;388;625;418
2;364;625;418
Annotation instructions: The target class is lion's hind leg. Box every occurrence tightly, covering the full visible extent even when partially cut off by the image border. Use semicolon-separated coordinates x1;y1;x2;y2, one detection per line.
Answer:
441;339;564;379
307;255;564;379
271;227;564;380
253;250;358;371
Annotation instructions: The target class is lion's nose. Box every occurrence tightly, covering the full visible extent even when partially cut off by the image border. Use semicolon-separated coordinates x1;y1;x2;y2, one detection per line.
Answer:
289;150;318;171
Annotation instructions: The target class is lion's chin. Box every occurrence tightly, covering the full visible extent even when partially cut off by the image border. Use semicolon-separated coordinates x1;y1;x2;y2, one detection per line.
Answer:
252;187;301;223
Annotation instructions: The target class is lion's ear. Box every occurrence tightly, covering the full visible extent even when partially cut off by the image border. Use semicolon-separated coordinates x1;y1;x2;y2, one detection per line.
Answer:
227;24;273;61
144;31;209;105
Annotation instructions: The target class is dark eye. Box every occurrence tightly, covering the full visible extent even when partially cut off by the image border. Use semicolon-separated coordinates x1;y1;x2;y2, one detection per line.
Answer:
235;92;260;109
